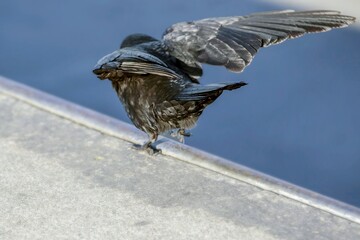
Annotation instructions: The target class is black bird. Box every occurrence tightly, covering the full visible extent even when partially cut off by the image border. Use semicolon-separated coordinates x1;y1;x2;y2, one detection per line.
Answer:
93;10;355;154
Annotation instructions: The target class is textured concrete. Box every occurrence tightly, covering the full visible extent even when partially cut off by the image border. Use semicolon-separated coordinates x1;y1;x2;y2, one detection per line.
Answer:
1;78;360;239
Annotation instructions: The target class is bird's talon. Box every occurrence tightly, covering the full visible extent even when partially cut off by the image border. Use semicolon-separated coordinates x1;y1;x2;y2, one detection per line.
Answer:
132;143;161;155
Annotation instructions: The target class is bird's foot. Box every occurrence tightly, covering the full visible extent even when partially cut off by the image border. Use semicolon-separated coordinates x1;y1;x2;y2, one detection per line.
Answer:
171;129;191;143
132;141;161;155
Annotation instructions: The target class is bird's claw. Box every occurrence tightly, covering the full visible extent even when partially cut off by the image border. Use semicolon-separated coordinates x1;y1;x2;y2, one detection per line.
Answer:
132;142;161;155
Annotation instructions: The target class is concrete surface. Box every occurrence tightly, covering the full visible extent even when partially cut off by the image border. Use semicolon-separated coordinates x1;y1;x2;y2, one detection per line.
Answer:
1;76;360;240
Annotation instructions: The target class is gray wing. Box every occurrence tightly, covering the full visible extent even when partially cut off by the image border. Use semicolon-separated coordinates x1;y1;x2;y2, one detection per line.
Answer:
162;10;355;74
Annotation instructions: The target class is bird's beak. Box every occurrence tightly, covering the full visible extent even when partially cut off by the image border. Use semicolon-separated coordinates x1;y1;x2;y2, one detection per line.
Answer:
93;61;123;80
92;65;108;80
93;51;122;80
93;64;105;75
92;65;103;75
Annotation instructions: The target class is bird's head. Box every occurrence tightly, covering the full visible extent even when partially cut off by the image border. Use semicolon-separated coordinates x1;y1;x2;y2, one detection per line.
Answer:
120;33;158;48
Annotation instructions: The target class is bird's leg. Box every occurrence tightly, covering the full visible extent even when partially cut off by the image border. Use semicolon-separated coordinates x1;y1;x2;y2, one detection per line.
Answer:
171;129;191;143
133;133;160;155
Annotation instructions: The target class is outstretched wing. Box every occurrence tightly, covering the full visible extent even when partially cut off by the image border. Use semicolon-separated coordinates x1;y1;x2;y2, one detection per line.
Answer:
162;10;355;74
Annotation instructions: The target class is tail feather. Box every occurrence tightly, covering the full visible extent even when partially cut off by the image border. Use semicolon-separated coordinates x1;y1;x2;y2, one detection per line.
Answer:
221;81;248;91
176;81;247;101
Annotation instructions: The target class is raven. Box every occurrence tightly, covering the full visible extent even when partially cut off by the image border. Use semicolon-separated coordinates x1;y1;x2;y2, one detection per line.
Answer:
93;10;355;154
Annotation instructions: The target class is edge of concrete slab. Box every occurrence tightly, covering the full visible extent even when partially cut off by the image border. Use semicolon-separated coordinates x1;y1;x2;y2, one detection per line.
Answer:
1;75;360;224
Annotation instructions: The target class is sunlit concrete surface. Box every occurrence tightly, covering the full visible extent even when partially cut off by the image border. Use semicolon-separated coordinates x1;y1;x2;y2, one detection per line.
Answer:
265;0;360;28
1;76;360;240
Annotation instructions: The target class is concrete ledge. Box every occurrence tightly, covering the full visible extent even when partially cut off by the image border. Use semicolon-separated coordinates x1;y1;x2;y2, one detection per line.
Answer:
1;75;360;239
1;76;360;223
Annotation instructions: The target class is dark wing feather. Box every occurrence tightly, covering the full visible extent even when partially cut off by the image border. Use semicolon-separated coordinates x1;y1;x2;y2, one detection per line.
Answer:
93;48;180;79
176;82;246;101
162;10;355;73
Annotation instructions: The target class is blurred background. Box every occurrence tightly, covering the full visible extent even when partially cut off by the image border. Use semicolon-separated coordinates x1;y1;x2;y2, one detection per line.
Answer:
1;0;359;207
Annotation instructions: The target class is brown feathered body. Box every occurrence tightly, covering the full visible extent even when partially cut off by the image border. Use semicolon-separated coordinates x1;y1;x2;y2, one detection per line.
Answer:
112;74;239;138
